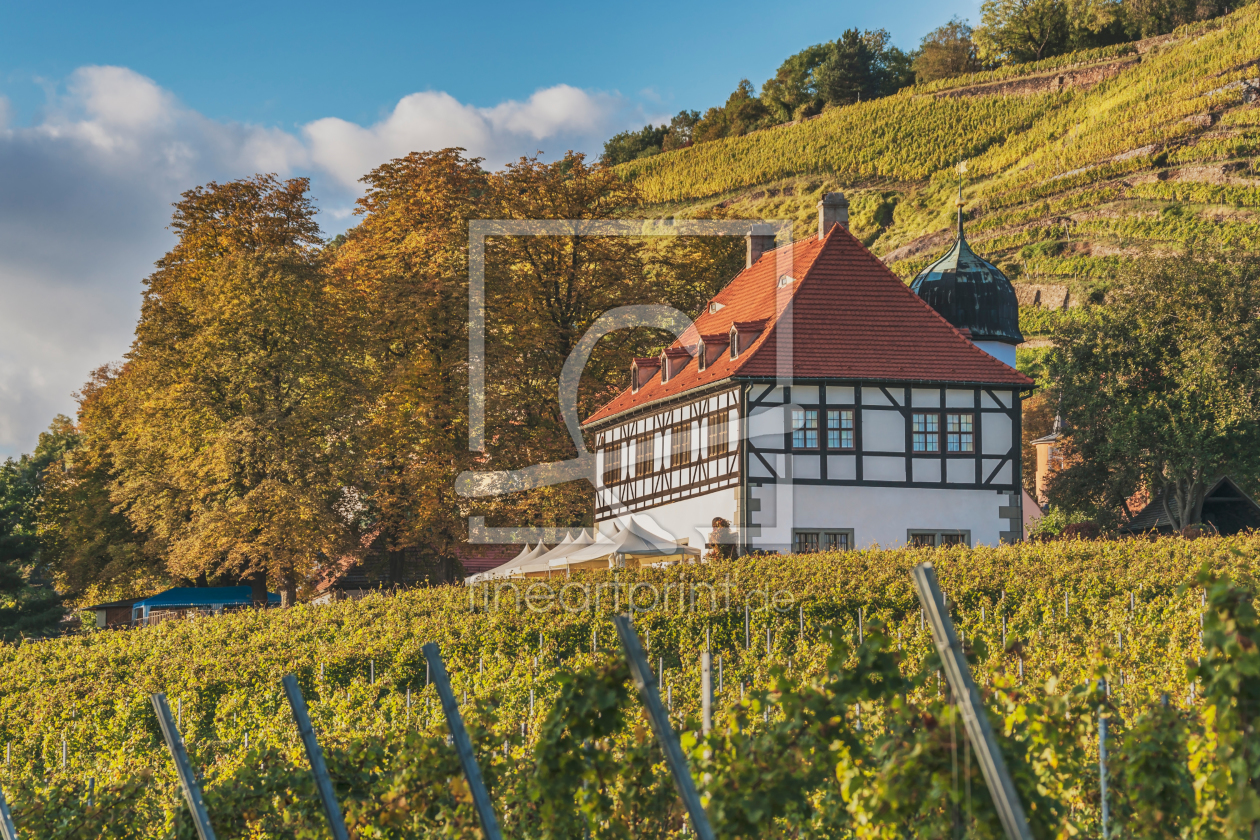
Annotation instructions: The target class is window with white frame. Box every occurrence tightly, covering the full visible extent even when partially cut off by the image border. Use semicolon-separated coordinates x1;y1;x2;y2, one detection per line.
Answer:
827;409;854;449
912;413;939;453
791;408;818;449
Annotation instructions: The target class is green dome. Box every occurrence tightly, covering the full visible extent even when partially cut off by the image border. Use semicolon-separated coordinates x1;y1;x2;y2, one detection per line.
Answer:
910;209;1023;345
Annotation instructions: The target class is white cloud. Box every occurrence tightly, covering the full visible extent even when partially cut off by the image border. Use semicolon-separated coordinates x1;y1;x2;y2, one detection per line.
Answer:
304;84;626;189
0;65;646;457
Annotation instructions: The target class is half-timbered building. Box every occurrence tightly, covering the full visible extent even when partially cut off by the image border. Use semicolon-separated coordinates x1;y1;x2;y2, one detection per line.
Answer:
582;194;1034;553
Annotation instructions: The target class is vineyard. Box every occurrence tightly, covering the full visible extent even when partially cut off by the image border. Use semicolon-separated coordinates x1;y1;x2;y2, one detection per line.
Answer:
0;536;1257;837
617;4;1260;300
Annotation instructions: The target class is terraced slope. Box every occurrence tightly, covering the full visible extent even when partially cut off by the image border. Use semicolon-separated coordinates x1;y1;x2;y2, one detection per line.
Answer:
618;9;1260;339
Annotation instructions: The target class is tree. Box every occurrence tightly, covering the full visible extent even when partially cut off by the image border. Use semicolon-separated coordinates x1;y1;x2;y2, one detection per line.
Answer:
331;149;491;571
975;0;1071;62
599;124;670;166
104;175;359;605
693;80;772;143
0;418;75;639
914;18;981;82
1045;253;1260;529
660;110;701;152
815;29;875;107
40;367;164;605
760;44;832;123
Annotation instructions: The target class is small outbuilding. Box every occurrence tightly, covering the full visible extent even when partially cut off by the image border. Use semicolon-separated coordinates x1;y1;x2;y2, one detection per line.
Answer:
1121;476;1260;536
128;586;280;626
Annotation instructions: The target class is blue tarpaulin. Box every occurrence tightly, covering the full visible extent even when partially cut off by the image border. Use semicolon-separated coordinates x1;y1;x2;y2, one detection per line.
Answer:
133;586;280;615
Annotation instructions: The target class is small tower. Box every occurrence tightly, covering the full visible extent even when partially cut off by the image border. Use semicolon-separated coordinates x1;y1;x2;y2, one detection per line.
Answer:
910;188;1023;368
1031;414;1063;507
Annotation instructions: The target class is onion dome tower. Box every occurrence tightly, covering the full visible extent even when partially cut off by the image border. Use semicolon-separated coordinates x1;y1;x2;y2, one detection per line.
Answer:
910;187;1023;368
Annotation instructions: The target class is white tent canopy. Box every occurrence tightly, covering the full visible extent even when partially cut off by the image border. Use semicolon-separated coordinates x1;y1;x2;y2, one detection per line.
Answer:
553;518;699;571
465;540;550;586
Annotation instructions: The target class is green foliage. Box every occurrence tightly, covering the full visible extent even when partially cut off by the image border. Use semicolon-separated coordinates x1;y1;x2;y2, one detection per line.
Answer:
619;92;1063;203
1111;701;1194;837
0;538;1259;835
601;124;671;166
1045;252;1260;528
914;18;980;83
1186;564;1260;838
0;416;76;640
1028;505;1094;536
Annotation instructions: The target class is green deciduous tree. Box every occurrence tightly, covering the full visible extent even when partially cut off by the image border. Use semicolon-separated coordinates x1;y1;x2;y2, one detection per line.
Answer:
976;0;1072;62
1045;252;1260;529
914;18;982;82
0;418;75;639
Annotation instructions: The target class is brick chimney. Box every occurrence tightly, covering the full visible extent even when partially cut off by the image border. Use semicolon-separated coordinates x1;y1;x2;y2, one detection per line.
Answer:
817;192;850;239
746;224;776;268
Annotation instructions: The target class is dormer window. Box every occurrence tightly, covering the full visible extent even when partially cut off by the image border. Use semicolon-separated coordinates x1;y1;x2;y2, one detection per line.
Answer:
661;347;693;382
629;357;661;393
729;319;768;359
709;302;726;314
698;334;729;371
777;274;794;288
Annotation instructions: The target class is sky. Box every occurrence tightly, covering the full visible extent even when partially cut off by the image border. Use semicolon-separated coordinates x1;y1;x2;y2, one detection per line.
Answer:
0;0;979;458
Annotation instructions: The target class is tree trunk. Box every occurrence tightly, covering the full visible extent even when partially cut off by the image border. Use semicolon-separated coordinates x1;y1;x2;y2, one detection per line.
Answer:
281;572;297;608
244;570;268;605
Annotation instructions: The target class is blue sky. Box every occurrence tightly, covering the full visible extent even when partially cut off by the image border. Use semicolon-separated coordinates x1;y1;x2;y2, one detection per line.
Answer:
0;0;979;457
2;0;979;133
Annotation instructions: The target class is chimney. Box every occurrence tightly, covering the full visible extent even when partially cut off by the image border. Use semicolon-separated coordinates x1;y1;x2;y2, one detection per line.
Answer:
746;224;776;268
817;192;850;239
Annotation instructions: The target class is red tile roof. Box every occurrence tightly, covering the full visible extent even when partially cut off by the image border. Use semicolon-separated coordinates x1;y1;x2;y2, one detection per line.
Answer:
584;225;1032;426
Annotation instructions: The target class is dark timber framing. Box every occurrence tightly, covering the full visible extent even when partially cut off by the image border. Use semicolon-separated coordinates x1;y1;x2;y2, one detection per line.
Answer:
588;376;1023;524
742;378;1022;493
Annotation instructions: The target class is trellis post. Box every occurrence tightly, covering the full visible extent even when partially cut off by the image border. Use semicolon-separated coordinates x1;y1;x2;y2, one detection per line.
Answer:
281;674;349;840
422;643;503;840
911;563;1033;840
0;783;18;840
151;692;216;840
612;614;716;840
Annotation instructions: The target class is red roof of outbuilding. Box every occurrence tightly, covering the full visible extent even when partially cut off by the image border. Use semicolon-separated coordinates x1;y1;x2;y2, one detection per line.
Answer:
583;225;1032;426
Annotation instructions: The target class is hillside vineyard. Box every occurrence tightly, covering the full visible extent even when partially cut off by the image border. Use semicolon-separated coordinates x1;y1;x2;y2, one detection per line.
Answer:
615;7;1260;302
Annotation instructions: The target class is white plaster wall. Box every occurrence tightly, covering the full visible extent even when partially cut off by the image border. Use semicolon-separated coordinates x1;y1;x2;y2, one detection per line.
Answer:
748;484;1008;551
863;410;904;452
911;388;940;408
974;341;1017;369
748;403;784;449
602;491;739;546
982;413;1013;455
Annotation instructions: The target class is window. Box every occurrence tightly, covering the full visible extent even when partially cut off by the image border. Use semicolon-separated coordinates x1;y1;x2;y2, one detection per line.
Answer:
912;413;939;453
827;409;854;449
671;422;692;467
602;443;623;485
908;530;970;548
794;529;854;553
791;409;818;449
794;531;819;553
635;432;655;476
946;413;974;453
708;412;729;457
823;532;851;551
